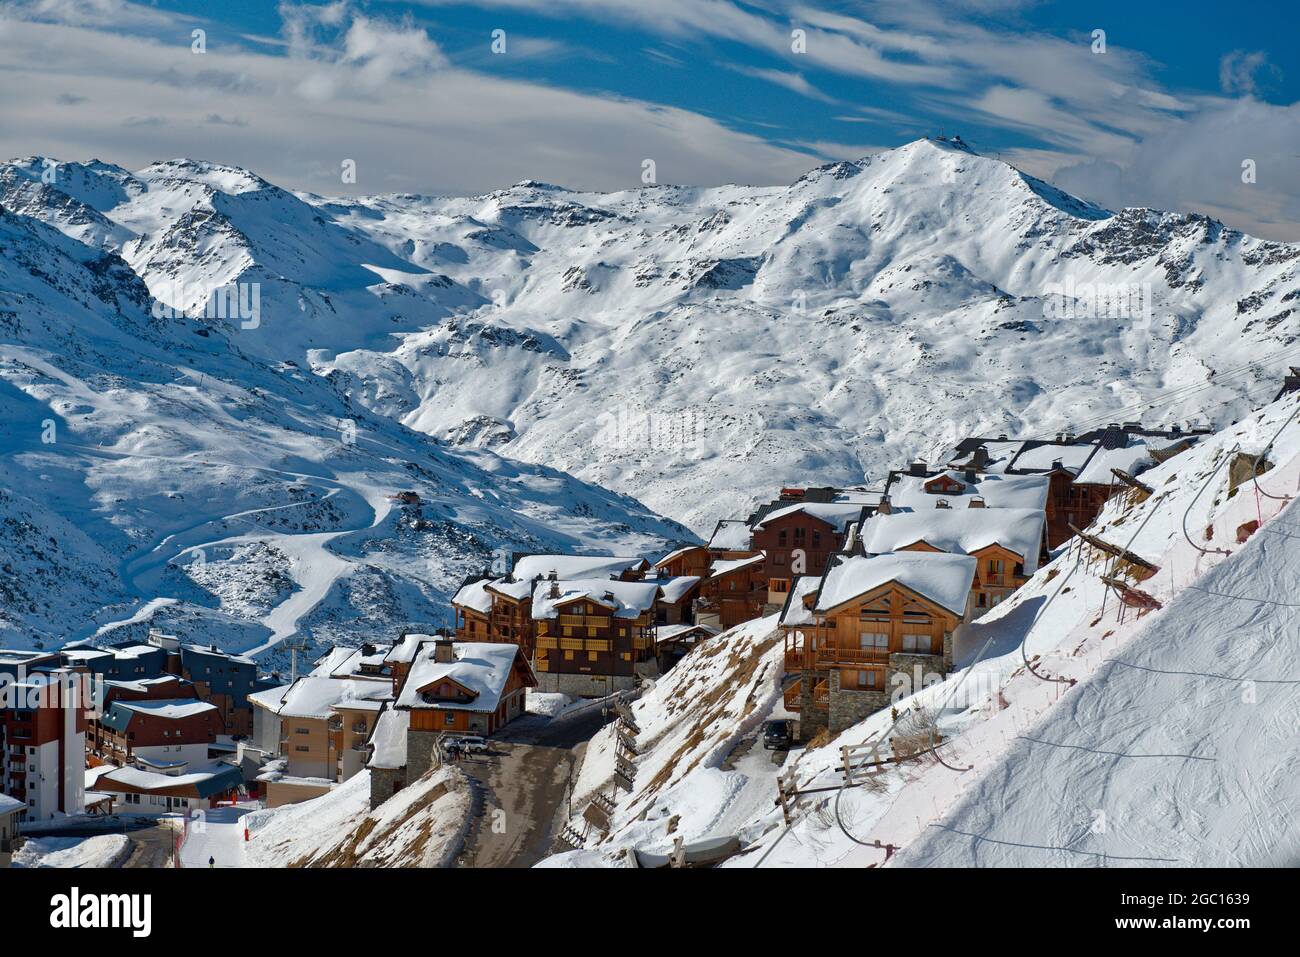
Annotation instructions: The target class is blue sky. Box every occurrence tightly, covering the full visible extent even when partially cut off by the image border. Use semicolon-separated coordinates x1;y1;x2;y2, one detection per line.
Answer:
1;0;1297;237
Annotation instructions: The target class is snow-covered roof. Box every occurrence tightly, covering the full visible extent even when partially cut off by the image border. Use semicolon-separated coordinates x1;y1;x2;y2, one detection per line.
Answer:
655;575;700;604
752;501;865;531
111;698;218;720
97;762;242;798
0;794;24;816
310;645;392;679
366;708;410;770
451;578;495;614
709;552;765;578
945;439;1028;473
510;554;646;583
1074;441;1158;485
531;578;661;620
815;552;977;617
1008;442;1097;475
861;508;1046;572
396;642;523;713
888;470;1050;512
104;675;185;693
249;676;392;720
707;519;752;551
653;545;702;569
384;633;428;665
181;643;255;665
779;576;822;628
654;623;718;646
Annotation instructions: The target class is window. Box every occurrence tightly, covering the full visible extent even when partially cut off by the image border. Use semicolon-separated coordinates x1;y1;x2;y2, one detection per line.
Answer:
770;579;789;594
989;559;1004;576
295;745;309;752
857;670;878;688
902;634;932;654
774;553;785;566
794;527;806;543
858;631;888;651
812;530;821;547
443;713;455;727
778;530;787;546
295;727;309;734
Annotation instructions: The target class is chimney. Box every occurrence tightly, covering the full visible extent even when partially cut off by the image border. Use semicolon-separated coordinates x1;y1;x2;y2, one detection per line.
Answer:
548;579;561;599
971;445;990;470
908;460;928;477
1051;459;1064;472
964;468;977;484
935;499;951;509
969;496;986;508
434;639;455;664
876;495;892;516
998;433;1008;441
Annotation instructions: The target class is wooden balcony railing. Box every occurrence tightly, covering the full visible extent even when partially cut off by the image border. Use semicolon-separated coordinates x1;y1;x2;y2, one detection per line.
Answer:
784;648;805;671
783;678;802;712
815;646;891;666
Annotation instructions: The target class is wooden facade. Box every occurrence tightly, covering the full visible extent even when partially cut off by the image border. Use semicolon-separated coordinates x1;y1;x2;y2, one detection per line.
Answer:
893;541;1030;614
751;511;847;603
696;557;767;629
786;570;970;736
653;545;711;579
405;652;535;737
534;597;656;683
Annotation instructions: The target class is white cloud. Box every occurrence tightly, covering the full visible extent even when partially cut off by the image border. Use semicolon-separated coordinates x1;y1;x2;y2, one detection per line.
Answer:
0;14;825;195
1218;50;1280;97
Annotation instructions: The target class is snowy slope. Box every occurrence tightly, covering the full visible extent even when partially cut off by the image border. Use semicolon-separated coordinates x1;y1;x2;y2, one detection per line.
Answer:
6;140;1297;535
242;767;472;868
0;194;690;658
539;393;1300;868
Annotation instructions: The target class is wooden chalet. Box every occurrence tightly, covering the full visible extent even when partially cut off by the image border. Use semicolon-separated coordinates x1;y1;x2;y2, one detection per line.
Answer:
391;639;537;788
857;507;1047;615
749;499;869;607
695;552;767;630
450;554;649;659
785;552;977;736
531;578;660;696
653;544;712;579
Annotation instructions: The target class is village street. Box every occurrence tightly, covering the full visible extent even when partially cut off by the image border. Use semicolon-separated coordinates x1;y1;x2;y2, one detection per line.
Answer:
454;697;615;868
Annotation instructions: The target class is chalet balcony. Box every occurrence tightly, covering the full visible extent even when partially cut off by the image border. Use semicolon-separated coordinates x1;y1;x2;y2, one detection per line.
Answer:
535;635;558;650
559;614;611;629
783;648;805;671
812;680;829;708
351;722;368;734
815;646;891;667
783;678;802;712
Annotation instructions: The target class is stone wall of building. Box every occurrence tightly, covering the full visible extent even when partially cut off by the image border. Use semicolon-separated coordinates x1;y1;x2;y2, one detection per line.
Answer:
888;652;949;696
406;727;439;782
369;767;405;810
827;668;888;734
535;672;637;697
798;668;829;740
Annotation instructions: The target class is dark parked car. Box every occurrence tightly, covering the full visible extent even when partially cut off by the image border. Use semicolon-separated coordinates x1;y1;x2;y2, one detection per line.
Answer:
763;719;793;750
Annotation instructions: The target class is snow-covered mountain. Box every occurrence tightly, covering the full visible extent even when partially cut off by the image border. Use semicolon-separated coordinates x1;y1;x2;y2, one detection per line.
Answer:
3;137;1297;659
0;188;690;659
10;138;1295;534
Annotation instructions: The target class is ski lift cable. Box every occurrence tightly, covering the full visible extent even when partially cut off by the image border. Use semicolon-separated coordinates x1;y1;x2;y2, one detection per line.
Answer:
1059;349;1300;434
1250;393;1300;501
1056;345;1300;434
